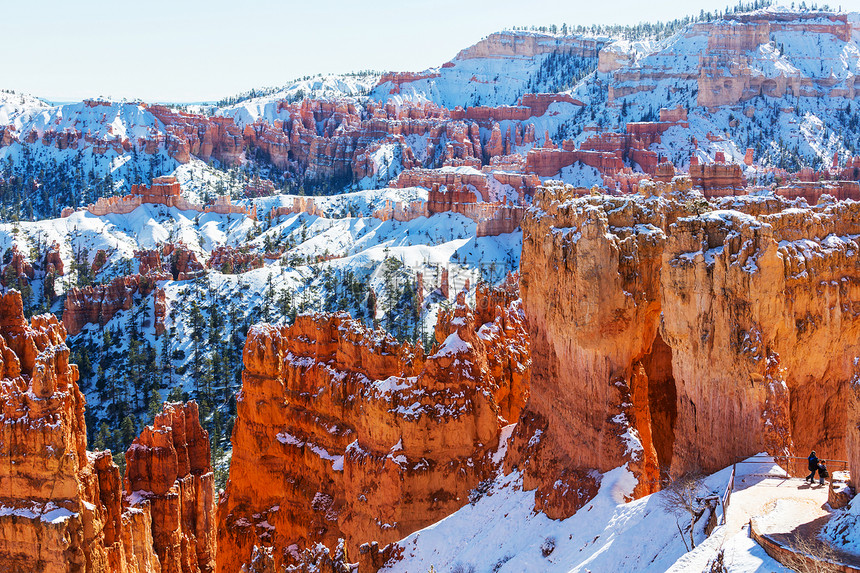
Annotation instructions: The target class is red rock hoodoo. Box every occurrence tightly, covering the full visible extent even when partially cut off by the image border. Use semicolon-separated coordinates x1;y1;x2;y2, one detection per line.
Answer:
511;181;860;518
217;282;529;572
0;290;161;572
63;275;150;336
125;401;216;573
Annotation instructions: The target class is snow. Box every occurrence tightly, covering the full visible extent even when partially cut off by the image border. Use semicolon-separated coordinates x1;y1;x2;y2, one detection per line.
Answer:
431;331;471;358
385;465;679;573
126;490;154;505
0;502;77;524
373;376;414;395
254;187;428;220
821;491;860;556
276;431;344;471
369;31;605;108
215;73;381;126
0;91;50;126
275;432;303;447
383;456;799;573
550;163;604;188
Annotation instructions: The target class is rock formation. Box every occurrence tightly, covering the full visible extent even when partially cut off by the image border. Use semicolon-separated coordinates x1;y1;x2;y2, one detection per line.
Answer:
86;177;255;220
163;244;206;281
63;275;147;336
453;31;604;61
511;180;860;518
0;290;160;572
217;281;529;572
849;374;860;491
0;288;217;571
206;246;264;274
44;242;65;276
62;240;208;336
1;245;35;286
695;13;857;108
154;288;167;337
689;157;746;194
125;401;216;573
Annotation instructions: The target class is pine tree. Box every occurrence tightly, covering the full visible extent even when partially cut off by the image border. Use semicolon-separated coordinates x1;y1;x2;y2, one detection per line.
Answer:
94;422;112;451
120;415;137;450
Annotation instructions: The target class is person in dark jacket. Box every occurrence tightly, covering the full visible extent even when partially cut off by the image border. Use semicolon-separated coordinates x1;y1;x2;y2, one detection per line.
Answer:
806;451;819;483
818;460;829;486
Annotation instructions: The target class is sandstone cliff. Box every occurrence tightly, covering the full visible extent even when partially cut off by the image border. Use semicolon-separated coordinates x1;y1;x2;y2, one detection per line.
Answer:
848;356;860;492
0;290;160;572
217;282;529;572
511;181;860;518
454;31;604;61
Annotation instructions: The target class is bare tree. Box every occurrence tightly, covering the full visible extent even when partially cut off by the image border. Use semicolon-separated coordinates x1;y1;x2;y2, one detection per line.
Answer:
659;472;707;550
780;535;844;573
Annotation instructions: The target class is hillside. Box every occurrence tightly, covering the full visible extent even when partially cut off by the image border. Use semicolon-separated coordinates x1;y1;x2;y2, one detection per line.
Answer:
2;8;860;221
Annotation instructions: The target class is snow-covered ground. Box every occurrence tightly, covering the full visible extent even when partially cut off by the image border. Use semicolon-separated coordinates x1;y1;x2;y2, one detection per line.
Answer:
382;456;829;573
822;484;860;557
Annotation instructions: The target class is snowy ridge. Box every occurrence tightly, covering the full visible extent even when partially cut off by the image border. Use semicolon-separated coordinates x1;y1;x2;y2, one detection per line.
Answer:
215;73;380;126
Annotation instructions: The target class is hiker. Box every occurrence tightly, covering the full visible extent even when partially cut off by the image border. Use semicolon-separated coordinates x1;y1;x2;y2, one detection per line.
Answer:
818;460;829;486
805;451;819;483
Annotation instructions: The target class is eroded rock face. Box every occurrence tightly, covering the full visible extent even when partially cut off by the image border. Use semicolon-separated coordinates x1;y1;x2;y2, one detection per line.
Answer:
1;246;35;286
44;242;65;276
217;283;529;572
63;275;144;336
0;291;218;572
453;31;604;61
512;181;860;518
125;401;216;573
848;375;860;491
695;13;858;107
206;246;264;274
0;290;160;572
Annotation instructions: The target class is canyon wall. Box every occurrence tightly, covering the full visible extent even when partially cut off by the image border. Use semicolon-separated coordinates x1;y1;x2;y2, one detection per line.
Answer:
86;176;255;219
63;275;143;336
695;13;860;107
689;159;746;193
849;375;860;491
512;181;860;518
217;283;529;572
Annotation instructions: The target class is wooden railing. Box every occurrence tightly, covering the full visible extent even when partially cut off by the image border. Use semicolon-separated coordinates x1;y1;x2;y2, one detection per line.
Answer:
719;463;736;525
718;456;850;526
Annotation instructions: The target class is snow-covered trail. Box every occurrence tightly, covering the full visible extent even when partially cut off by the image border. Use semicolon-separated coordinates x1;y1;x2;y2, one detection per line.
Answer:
730;472;829;538
669;459;853;572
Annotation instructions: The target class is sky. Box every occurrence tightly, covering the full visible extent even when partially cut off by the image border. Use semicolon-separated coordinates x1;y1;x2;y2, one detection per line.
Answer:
2;0;857;103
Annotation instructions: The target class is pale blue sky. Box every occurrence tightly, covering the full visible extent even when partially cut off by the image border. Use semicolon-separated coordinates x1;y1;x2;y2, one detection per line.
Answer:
2;0;852;103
